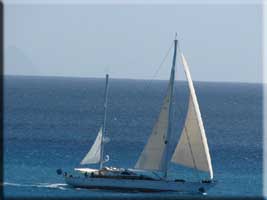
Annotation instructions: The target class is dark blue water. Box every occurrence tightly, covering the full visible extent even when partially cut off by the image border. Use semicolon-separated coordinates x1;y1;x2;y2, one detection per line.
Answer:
4;76;263;198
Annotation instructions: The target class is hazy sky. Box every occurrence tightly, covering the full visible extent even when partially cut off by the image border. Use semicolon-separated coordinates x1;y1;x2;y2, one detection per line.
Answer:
5;1;262;82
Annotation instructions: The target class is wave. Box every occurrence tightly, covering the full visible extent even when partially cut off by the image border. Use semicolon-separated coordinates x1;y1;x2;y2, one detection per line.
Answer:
3;182;68;190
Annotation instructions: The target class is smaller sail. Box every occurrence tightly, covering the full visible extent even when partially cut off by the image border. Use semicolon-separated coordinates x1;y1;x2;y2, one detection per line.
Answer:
80;127;103;165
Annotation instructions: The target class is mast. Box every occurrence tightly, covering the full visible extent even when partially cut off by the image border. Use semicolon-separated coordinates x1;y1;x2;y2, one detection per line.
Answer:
163;33;178;178
99;74;109;169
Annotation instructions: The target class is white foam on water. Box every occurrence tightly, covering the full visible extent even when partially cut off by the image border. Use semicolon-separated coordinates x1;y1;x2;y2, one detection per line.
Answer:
3;182;68;190
3;182;25;187
36;183;68;190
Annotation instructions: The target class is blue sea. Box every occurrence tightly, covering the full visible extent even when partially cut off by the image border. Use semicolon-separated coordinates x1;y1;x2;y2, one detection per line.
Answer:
3;76;263;198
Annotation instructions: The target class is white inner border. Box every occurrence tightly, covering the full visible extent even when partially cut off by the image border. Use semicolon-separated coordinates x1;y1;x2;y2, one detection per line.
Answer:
263;0;267;198
3;0;263;5
4;0;266;197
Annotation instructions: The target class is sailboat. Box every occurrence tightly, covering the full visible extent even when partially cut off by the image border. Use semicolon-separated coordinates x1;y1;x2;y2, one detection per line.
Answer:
57;34;216;194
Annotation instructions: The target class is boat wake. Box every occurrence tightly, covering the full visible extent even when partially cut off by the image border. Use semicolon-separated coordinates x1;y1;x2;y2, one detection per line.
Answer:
3;182;68;190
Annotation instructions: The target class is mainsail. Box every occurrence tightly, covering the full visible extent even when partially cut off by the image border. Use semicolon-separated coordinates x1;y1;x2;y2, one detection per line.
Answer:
171;53;213;179
135;38;177;172
134;78;173;171
81;127;103;165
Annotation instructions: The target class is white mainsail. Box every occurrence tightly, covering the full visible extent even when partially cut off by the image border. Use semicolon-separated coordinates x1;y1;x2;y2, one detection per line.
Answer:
134;82;172;171
171;53;213;179
135;37;177;173
80;127;103;165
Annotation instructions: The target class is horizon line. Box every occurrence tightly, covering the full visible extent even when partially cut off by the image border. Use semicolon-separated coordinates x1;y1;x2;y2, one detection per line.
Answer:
4;74;263;85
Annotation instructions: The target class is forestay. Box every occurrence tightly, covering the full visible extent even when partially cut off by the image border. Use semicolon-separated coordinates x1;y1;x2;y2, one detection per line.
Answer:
81;127;103;165
171;53;213;179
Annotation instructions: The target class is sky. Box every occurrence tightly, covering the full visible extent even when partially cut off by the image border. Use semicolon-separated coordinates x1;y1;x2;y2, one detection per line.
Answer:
5;1;263;83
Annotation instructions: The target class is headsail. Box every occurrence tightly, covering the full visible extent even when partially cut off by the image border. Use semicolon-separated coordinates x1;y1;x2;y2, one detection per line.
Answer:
171;53;213;179
81;127;103;165
135;37;177;173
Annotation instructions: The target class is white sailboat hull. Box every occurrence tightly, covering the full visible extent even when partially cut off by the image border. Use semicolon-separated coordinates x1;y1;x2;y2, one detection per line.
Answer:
64;176;215;193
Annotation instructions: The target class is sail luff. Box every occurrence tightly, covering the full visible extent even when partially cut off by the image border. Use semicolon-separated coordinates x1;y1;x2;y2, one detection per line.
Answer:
175;53;213;179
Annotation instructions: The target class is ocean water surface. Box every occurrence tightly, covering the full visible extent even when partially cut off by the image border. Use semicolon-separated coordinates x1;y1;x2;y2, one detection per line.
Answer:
4;76;263;198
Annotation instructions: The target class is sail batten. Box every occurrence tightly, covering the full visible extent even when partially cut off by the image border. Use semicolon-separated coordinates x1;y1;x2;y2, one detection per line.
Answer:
171;53;213;179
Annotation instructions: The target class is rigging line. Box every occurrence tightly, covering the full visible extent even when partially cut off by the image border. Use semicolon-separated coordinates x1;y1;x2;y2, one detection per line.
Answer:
127;40;173;127
141;41;174;94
